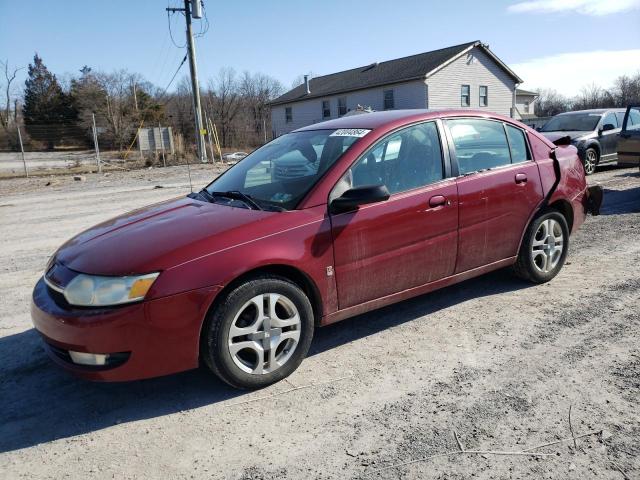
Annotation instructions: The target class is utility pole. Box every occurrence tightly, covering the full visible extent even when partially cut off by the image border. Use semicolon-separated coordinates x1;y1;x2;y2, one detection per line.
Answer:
92;113;101;173
167;1;207;163
132;81;139;112
17;125;27;177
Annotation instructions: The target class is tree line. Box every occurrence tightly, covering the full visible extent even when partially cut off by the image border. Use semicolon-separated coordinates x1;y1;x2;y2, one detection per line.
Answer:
0;54;284;152
534;73;640;117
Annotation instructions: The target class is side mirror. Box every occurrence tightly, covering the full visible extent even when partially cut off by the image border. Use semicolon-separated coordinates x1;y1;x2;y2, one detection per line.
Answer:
330;184;390;214
601;123;615;132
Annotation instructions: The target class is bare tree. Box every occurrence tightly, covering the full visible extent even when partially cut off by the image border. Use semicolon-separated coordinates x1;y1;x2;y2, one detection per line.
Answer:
165;76;194;145
534;89;572;117
0;60;23;132
574;83;610;110
206;68;241;147
610;72;640;107
70;69;164;150
239;71;283;142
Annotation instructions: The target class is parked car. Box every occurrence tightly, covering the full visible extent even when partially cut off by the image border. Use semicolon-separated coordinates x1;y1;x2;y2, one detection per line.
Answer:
617;105;640;169
539;108;627;175
32;110;602;389
222;151;248;162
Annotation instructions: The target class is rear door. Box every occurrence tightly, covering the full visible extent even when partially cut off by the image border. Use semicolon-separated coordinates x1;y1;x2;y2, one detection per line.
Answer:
444;118;544;273
617;106;640;167
330;121;458;309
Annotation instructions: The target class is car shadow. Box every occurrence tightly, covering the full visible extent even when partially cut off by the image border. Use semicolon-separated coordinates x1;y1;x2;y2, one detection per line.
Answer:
0;269;531;453
600;186;640;215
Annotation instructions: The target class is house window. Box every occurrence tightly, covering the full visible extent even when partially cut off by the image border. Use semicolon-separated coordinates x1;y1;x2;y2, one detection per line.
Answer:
285;107;292;123
479;86;488;107
338;97;347;116
425;84;429;109
322;100;331;119
524;101;530;114
461;85;470;107
383;89;395;110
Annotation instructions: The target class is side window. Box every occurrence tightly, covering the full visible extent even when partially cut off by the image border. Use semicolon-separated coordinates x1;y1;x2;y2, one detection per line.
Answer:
446;119;511;174
461;85;470;107
347;122;444;195
322;100;331;119
479;86;488;107
505;124;531;163
337;97;347;116
623;107;640;131
602;112;618;129
615;112;626;126
383;90;394;110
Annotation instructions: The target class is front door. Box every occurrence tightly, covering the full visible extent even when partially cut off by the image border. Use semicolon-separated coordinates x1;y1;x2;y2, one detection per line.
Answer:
599;111;621;162
330;121;458;310
444;118;544;272
617;106;640;167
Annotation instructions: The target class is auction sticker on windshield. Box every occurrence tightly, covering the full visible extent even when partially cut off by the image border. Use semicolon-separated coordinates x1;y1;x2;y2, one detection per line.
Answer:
330;128;371;137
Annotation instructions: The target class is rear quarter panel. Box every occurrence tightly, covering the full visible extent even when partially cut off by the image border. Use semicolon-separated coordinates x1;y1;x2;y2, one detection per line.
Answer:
529;131;588;233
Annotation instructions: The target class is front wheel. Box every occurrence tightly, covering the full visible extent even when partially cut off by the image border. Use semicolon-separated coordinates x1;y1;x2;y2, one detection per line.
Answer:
514;211;569;283
201;275;314;389
583;148;598;175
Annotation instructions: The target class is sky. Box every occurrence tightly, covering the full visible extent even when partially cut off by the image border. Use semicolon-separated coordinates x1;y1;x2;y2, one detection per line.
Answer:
1;0;639;97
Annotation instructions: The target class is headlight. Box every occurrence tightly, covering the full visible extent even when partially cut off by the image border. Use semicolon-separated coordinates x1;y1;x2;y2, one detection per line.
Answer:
64;272;160;307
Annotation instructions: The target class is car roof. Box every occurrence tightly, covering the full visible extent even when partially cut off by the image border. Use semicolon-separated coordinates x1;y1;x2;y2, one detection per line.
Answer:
556;108;626;116
294;109;517;132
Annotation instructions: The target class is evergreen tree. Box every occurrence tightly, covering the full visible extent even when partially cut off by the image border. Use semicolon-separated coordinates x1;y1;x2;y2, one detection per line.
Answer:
23;54;77;148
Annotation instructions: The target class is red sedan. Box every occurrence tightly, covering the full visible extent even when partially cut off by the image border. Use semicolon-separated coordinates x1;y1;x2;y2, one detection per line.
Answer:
31;110;601;388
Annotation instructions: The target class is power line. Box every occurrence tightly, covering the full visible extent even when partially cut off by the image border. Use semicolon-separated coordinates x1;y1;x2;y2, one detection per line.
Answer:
160;54;188;99
167;1;187;48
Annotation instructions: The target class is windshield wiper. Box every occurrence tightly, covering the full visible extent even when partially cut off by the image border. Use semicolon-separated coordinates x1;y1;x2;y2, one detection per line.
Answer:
209;190;263;210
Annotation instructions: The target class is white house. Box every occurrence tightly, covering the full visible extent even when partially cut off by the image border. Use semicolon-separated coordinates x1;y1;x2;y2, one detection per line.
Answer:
270;40;523;135
514;88;539;121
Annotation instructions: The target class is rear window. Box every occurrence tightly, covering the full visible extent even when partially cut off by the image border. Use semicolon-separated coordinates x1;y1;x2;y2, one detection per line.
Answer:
446;119;511;174
505;125;531;163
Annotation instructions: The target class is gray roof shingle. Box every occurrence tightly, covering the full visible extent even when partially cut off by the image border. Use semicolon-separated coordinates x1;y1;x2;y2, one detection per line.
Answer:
271;41;516;106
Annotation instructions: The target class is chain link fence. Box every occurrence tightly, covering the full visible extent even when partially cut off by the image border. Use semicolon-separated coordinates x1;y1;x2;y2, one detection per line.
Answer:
0;119;269;178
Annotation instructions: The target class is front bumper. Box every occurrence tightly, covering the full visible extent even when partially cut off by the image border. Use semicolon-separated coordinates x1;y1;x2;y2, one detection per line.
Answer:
31;278;221;381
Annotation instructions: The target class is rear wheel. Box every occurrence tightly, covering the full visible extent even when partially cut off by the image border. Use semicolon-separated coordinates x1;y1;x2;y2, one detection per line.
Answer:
514;211;569;283
583;147;598;175
201;275;314;389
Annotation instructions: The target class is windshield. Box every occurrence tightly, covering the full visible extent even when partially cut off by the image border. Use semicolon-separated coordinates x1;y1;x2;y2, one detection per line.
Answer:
203;129;368;211
541;113;601;132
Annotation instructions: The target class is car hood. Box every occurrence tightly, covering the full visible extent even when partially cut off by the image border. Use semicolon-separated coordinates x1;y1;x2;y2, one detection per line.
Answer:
541;131;591;142
55;196;284;276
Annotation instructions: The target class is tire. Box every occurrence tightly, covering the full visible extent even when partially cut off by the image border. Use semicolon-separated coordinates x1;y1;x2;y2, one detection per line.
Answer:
201;275;314;389
583;147;598;175
513;211;570;284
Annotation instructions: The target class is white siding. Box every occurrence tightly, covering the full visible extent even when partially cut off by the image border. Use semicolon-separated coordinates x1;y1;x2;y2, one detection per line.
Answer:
271;46;518;134
271;80;427;135
425;46;516;117
515;94;537;119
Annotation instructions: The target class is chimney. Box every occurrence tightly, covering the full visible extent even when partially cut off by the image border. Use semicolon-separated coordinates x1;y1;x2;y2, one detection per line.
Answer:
304;75;310;94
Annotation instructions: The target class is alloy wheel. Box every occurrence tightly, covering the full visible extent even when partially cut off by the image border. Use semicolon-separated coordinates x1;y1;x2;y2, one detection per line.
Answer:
227;293;301;375
531;218;564;273
584;150;597;175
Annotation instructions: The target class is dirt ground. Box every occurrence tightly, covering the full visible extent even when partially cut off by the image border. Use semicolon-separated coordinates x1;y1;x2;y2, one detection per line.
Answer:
0;164;638;479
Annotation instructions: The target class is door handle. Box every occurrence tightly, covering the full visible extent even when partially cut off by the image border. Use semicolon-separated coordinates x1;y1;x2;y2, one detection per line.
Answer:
515;173;527;184
428;195;447;208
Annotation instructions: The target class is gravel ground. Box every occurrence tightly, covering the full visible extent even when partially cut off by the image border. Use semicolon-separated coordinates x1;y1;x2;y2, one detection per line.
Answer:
0;164;638;479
